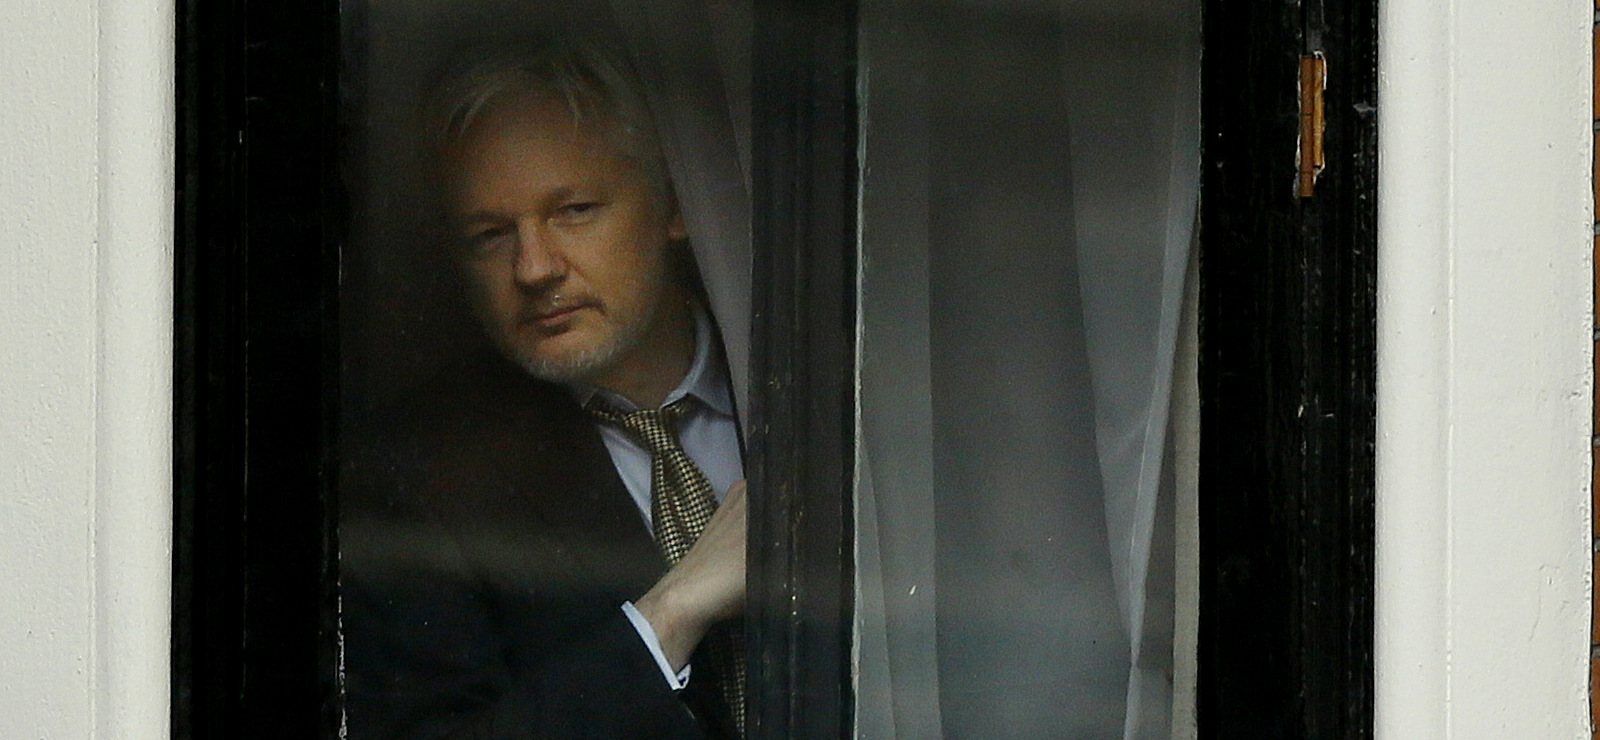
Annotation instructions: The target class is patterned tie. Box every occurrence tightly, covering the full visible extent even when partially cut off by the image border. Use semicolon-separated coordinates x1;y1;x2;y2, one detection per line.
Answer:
587;395;746;736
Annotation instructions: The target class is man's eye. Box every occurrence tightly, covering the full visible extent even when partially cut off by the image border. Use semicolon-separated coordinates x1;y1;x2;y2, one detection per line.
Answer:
462;227;516;256
555;202;603;220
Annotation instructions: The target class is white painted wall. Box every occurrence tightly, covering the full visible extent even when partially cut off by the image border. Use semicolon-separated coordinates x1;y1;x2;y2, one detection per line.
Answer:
0;0;1593;737
0;0;174;737
1376;0;1594;738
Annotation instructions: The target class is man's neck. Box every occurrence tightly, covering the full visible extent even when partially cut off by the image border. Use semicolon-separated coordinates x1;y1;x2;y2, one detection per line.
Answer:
587;290;697;409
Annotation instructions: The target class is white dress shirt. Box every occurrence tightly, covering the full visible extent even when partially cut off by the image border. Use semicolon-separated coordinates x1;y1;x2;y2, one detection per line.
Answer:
569;306;744;689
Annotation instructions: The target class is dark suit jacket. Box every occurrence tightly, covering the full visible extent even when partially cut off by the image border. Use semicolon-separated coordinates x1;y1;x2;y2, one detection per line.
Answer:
341;351;737;740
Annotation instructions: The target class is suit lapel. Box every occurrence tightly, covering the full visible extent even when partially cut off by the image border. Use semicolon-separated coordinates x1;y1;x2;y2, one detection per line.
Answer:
468;353;667;600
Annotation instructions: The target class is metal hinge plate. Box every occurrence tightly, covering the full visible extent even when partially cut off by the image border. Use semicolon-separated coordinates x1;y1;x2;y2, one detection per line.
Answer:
1299;53;1327;198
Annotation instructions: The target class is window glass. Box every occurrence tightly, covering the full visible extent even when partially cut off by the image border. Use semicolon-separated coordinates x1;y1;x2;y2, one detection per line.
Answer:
337;3;755;737
854;0;1201;736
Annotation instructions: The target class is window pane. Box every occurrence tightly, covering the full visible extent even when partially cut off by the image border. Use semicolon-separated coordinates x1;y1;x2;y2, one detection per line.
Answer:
855;1;1201;737
337;2;755;737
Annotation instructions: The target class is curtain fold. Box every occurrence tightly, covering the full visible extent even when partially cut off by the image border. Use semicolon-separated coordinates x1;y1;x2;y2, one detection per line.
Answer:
855;4;947;733
1059;1;1201;736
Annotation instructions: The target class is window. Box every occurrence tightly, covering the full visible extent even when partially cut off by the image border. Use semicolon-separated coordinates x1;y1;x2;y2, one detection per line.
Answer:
173;1;1378;737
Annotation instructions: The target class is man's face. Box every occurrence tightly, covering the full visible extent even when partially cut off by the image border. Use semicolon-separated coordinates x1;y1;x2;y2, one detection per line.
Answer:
445;94;687;385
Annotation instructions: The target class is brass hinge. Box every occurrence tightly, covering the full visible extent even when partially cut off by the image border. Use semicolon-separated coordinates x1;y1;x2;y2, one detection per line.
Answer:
1299;53;1327;198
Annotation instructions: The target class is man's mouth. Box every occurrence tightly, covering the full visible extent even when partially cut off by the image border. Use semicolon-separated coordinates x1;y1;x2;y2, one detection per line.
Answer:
522;300;591;332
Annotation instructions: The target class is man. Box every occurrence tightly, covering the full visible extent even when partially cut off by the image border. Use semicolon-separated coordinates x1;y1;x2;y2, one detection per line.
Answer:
341;39;747;740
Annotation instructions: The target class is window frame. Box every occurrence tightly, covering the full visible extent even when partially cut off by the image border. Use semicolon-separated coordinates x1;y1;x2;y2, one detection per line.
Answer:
173;0;342;735
1197;0;1378;736
170;0;1381;737
745;0;858;736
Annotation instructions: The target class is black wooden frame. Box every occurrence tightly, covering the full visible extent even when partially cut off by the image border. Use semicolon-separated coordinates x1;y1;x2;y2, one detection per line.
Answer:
746;0;859;738
173;0;1378;737
1197;0;1378;737
173;0;343;736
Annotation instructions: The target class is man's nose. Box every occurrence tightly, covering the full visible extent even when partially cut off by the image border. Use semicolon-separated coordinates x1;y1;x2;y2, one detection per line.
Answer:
512;220;566;286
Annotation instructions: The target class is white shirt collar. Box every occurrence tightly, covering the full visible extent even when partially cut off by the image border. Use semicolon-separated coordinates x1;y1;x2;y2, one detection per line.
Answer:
571;303;734;417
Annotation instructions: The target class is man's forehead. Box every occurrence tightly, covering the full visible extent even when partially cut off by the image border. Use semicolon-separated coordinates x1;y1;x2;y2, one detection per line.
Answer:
456;97;642;167
458;94;603;149
427;81;674;218
449;105;624;175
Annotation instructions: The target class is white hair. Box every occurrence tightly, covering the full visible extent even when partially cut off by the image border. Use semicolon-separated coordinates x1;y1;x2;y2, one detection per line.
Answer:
424;37;671;201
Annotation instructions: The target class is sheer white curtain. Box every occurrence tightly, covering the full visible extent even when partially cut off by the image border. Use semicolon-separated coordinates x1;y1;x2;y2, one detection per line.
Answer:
1061;1;1201;737
856;0;1201;738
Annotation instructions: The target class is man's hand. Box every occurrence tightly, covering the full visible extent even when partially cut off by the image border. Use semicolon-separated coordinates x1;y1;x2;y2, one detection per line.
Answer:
634;480;747;671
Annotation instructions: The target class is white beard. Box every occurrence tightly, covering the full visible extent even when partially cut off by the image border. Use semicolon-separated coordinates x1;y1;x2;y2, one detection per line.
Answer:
490;286;665;386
